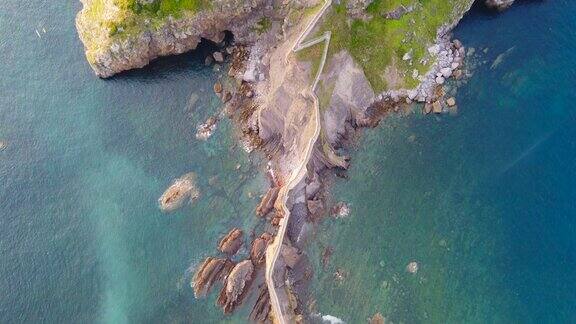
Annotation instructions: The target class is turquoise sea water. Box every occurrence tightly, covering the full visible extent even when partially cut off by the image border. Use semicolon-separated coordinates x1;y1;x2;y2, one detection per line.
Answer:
0;2;265;323
2;1;576;323
312;1;576;323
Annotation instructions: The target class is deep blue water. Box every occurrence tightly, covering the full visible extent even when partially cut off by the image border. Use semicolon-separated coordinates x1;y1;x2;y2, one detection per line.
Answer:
312;1;576;323
1;0;576;323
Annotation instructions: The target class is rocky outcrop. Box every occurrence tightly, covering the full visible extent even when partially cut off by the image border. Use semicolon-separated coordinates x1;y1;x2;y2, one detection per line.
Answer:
158;172;199;212
250;285;272;322
250;232;272;265
192;257;234;298
217;260;254;313
218;228;244;255
256;186;280;217
485;0;515;11
76;0;267;77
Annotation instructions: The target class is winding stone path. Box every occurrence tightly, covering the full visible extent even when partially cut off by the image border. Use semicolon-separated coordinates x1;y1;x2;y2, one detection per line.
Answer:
264;1;332;323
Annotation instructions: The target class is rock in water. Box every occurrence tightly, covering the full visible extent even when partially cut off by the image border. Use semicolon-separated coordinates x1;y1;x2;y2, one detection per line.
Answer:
250;285;271;322
256;186;280;217
250;233;271;265
213;82;223;94
370;313;386;324
158;172;199;212
217;260;254;313
213;51;225;63
432;101;443;114
218;228;243;255
406;261;419;274
446;97;456;107
192;257;234;298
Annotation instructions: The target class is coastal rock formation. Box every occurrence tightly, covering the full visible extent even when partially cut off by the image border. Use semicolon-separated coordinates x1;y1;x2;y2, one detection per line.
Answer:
217;259;254;313
250;285;271;322
158;172;199;212
218;228;244;255
322;51;374;147
76;0;267;77
250;232;272;265
256;186;280;217
192;257;234;298
486;0;515;11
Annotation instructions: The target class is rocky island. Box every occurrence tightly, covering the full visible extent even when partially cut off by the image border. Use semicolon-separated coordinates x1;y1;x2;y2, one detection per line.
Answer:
76;0;516;322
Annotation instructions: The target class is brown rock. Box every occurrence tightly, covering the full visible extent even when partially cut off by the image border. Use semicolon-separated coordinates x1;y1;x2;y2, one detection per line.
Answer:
222;91;232;103
256;186;280;217
307;199;324;218
250;233;271;265
213;82;223;94
370;312;386;324
271;216;281;227
250;285;271;322
218;228;243;255
432;101;443;114
424;102;433;114
217;260;254;313
446;97;456;107
281;244;301;269
192;257;234;298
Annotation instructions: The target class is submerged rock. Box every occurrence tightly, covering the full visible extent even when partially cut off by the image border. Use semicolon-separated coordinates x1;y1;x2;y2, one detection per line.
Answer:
217;259;254;313
158;172;199;212
332;202;350;219
196;116;218;140
406;261;419;274
218;228;244;256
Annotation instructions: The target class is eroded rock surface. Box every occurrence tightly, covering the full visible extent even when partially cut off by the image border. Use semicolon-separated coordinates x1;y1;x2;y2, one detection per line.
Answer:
192;257;234;298
158;172;199;212
256;186;280;217
218;228;244;255
217;259;254;313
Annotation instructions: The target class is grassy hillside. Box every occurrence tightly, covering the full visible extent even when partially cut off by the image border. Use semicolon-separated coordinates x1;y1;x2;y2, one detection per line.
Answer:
299;0;473;92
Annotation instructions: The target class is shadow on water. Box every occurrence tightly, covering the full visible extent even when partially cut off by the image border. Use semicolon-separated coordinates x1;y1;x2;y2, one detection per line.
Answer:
109;31;234;82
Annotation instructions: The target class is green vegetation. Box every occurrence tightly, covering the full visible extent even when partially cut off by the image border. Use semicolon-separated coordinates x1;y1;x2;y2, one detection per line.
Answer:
79;0;210;62
298;0;472;92
253;17;272;34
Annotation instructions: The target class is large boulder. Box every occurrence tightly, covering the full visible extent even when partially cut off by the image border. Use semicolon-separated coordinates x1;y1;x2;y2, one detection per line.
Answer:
192;257;234;298
256;186;280;217
217;260;254;313
218;228;244;255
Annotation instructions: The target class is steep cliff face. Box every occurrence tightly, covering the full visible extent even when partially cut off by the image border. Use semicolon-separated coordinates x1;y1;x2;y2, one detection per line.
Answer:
486;0;515;11
76;0;267;77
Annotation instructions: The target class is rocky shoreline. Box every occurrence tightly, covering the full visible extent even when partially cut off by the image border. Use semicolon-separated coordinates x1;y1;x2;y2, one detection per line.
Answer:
77;0;517;322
